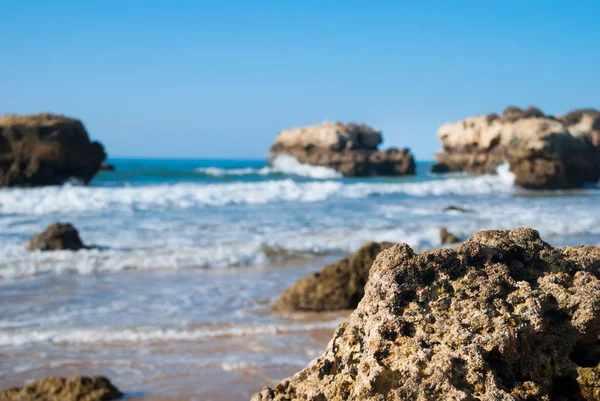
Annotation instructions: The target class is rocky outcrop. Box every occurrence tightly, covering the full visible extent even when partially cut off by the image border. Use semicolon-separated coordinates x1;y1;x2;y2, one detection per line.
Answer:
440;227;461;244
269;122;416;177
0;376;122;401
0;113;106;186
253;228;600;401
508;132;600;189
275;242;394;312
27;223;86;251
433;107;600;188
557;109;600;147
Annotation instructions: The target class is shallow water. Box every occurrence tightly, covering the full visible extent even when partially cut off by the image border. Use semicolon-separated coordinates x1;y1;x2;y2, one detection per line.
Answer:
1;157;599;399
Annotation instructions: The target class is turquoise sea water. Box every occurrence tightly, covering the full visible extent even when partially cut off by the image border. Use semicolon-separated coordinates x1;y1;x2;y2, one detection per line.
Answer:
1;157;599;400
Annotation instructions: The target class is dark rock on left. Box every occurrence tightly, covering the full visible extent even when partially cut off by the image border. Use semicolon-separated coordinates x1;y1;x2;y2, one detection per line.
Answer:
27;223;86;251
0;113;106;186
0;376;122;401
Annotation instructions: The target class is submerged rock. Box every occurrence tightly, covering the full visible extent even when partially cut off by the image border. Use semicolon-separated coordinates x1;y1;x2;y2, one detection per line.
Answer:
27;223;85;251
433;106;600;188
0;113;106;186
275;242;394;312
443;205;471;213
440;227;462;244
0;376;122;401
269;122;416;177
253;228;600;400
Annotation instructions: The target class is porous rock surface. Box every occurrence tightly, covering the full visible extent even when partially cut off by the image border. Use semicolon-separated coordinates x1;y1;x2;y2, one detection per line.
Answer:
275;242;394;312
27;223;86;251
0;376;122;401
253;228;600;400
433;107;600;188
269;122;416;177
0;113;106;186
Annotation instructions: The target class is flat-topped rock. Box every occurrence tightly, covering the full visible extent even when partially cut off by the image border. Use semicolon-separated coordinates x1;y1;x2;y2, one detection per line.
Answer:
0;113;106;186
275;242;395;312
433;106;600;188
272;122;383;151
269;122;416;177
0;376;122;401
253;228;600;400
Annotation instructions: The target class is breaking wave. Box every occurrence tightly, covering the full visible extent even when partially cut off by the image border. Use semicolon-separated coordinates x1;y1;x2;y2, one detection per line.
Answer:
0;320;344;347
0;173;516;215
195;154;341;179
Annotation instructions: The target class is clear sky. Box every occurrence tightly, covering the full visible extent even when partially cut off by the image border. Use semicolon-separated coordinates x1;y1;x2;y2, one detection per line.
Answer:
1;1;599;160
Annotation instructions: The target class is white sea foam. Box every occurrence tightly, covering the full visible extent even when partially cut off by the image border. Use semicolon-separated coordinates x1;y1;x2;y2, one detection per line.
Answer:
270;154;342;179
0;174;515;215
195;166;270;176
0;243;269;280
495;162;516;185
0;320;344;347
195;154;341;179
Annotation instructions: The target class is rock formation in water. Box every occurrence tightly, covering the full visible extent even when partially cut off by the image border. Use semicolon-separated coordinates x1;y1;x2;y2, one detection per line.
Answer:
275;242;394;312
27;223;86;251
433;107;600;189
269;122;416;177
0;376;122;401
443;205;472;213
253;228;600;401
440;227;462;244
0;113;106;186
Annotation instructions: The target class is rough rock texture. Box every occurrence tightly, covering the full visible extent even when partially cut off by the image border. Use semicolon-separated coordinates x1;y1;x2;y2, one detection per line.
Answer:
440;227;462;244
508;133;600;189
433;107;600;188
557;109;600;147
0;376;122;401
0;113;106;186
269;122;416;177
253;228;600;401
27;223;85;251
275;242;394;312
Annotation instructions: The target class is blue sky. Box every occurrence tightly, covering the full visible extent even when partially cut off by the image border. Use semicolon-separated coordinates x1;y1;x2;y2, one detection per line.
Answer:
1;1;599;159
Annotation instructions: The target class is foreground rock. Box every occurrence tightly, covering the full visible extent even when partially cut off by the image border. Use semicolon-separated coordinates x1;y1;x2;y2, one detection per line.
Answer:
269;122;416;177
253;228;600;400
440;227;461;244
275;242;394;311
27;223;85;251
433;107;600;188
0;376;122;401
0;113;106;186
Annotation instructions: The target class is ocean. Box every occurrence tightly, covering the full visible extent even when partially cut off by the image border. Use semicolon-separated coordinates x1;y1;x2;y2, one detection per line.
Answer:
1;156;599;400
